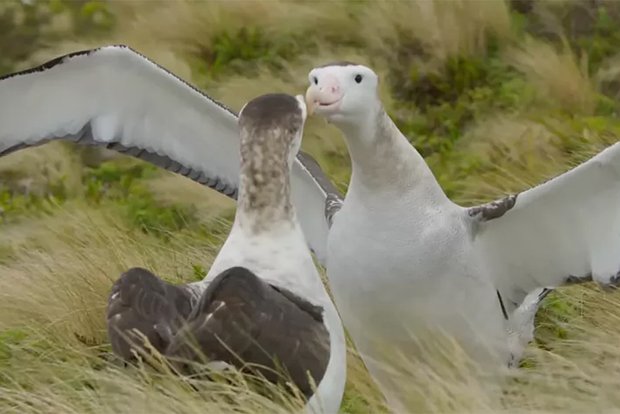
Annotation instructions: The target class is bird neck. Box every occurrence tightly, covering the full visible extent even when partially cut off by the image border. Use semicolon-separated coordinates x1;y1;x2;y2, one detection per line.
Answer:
338;108;448;203
235;129;295;235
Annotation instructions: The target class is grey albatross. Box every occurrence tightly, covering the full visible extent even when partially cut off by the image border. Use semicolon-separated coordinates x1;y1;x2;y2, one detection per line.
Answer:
304;62;620;410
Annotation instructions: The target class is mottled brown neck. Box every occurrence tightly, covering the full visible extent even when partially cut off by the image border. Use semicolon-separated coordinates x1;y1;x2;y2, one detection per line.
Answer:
236;126;294;233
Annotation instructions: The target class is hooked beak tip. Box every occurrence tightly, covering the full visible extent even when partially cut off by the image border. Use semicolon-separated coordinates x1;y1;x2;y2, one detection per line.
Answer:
295;94;308;120
305;86;318;116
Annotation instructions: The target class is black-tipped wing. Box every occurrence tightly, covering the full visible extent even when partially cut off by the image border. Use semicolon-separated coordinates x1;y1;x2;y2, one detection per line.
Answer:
0;45;339;265
166;266;330;399
0;45;240;197
468;141;620;305
107;267;194;360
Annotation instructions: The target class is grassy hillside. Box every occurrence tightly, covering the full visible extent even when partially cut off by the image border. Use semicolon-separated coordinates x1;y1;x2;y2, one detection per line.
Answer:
2;0;620;412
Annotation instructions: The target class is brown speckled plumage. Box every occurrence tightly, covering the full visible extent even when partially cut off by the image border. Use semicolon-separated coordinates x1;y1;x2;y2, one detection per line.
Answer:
237;94;303;233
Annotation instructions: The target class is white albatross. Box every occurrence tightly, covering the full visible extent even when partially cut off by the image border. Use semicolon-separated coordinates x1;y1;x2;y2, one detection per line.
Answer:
304;62;620;409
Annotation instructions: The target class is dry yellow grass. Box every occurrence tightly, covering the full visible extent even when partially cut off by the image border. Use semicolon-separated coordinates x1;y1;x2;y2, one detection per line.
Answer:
454;111;620;205
110;0;358;58
362;0;512;66
0;205;372;413
144;172;234;222
1;197;620;413
505;37;595;115
0;141;83;198
454;115;567;204
4;0;620;412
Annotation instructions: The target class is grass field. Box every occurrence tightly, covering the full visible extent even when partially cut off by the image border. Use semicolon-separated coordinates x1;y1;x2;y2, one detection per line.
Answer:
3;0;620;412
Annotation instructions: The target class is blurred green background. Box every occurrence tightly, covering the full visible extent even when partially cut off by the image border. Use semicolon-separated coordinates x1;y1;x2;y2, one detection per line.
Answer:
2;1;620;413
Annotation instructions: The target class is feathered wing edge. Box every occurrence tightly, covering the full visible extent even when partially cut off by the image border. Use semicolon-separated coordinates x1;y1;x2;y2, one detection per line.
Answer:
0;45;340;266
467;141;620;305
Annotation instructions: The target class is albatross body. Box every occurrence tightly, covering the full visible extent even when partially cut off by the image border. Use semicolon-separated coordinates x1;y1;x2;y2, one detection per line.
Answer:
109;93;346;413
105;93;346;413
0;57;346;412
182;94;345;414
305;63;620;410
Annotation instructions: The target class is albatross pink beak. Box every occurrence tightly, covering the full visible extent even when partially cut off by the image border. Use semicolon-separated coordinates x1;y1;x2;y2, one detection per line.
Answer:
305;74;343;116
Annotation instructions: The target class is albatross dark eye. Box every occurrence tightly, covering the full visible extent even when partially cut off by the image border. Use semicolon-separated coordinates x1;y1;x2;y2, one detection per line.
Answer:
312;76;318;85
354;74;363;83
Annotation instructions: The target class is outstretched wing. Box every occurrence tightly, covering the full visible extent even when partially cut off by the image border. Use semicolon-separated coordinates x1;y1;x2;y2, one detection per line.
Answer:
468;142;620;305
0;45;338;265
0;45;241;197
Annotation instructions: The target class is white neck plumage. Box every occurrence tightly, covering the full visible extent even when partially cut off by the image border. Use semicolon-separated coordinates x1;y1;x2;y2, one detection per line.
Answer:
335;105;448;204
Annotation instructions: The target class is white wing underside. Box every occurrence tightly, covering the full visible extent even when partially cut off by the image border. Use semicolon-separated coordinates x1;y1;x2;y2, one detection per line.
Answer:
0;45;336;265
4;46;618;310
472;142;620;305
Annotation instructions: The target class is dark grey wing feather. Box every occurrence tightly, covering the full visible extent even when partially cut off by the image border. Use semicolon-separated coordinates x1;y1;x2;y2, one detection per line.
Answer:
2;48;340;395
0;123;239;199
297;151;343;228
0;45;241;200
107;267;194;361
166;266;330;399
0;45;339;266
271;284;324;323
325;193;344;228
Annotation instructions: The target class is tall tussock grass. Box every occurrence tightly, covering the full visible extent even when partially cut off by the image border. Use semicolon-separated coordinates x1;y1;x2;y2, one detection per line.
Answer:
1;207;620;413
3;0;620;412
